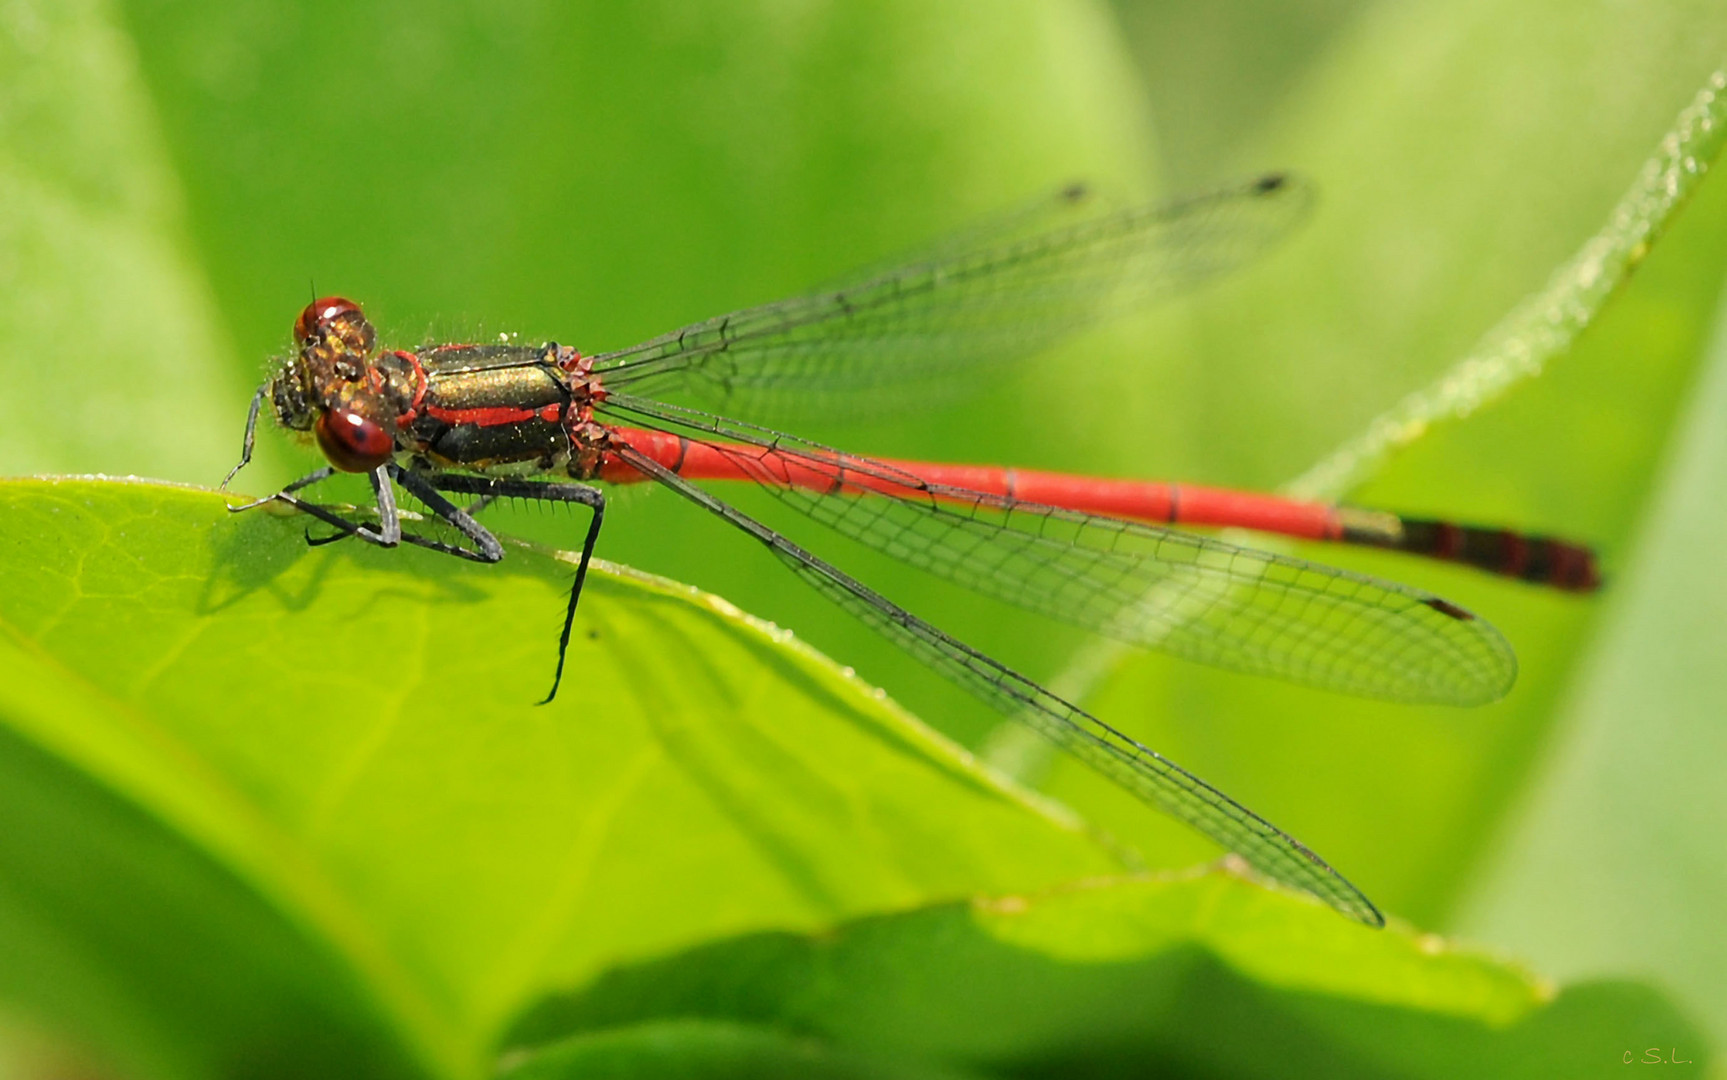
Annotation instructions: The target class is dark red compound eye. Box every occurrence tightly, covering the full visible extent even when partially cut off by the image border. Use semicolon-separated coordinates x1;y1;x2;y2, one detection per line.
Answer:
314;409;395;472
295;296;365;345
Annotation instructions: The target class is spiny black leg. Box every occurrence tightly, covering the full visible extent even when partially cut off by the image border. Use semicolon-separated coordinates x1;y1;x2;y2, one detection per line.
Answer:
390;466;505;563
279;493;381;543
298;467;398;548
543;486;605;704
424;473;607;703
285;466;504;563
224;464;360;541
233;465;402;551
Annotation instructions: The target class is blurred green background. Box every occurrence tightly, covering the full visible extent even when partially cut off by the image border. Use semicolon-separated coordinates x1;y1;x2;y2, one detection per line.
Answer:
3;0;1726;1077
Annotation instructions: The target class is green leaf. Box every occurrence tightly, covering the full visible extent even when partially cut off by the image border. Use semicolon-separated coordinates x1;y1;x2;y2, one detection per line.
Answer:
501;871;1712;1079
1044;0;1727;932
0;674;428;1080
1458;274;1727;1045
0;477;1116;1077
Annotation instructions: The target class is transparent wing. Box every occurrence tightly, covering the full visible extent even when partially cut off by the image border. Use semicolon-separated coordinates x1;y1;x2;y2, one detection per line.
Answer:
601;394;1518;707
597;174;1310;420
612;440;1383;926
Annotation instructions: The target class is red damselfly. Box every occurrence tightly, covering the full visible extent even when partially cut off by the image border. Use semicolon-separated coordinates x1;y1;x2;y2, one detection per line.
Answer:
222;175;1599;927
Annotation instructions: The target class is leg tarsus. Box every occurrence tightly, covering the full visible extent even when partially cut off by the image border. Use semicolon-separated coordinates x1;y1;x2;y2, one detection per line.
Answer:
391;465;504;563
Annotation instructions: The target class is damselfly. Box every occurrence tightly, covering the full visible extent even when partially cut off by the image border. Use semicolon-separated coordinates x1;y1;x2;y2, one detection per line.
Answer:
223;175;1598;926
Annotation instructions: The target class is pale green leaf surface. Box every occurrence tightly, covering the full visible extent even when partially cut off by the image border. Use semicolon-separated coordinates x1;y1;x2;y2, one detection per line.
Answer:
6;478;1706;1079
0;477;1117;1078
0;652;427;1080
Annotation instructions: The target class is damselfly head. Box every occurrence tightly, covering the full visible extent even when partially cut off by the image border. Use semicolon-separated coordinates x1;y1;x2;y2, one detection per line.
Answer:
267;296;401;472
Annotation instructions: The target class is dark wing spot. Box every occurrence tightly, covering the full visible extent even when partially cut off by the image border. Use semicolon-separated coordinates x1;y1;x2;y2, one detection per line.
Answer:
1422;596;1475;622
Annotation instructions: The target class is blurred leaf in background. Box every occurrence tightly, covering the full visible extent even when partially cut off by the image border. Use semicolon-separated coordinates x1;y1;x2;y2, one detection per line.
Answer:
1085;0;1727;1058
1457;276;1727;1059
0;0;239;477
2;0;1725;1077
